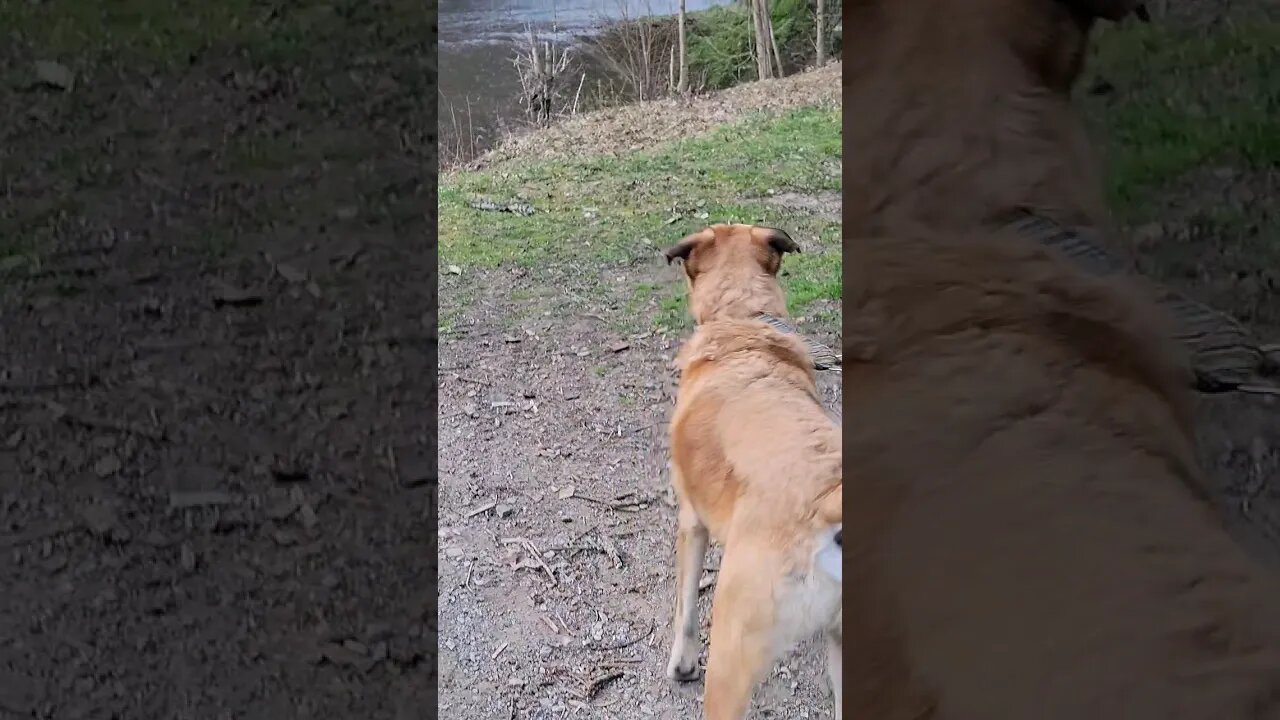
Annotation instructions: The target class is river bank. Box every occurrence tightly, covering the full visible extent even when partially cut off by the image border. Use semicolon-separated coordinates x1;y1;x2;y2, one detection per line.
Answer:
440;0;837;167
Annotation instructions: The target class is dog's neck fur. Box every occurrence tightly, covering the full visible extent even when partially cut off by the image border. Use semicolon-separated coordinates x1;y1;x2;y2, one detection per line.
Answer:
677;318;817;383
688;269;789;324
843;0;1109;241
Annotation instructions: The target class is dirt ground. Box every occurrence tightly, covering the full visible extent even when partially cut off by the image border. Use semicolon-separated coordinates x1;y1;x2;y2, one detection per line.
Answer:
0;4;435;718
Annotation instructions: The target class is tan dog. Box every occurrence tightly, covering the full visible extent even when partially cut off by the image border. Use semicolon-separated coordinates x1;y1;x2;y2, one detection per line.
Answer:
840;1;1280;715
844;0;1280;393
663;224;843;720
843;232;1280;719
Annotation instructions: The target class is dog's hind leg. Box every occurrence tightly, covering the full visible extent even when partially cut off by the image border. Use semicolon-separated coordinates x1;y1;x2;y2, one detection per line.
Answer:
827;621;843;716
703;539;783;720
667;497;709;682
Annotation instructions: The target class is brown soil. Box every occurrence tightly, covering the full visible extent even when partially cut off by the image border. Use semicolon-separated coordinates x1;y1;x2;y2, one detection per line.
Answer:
0;7;435;719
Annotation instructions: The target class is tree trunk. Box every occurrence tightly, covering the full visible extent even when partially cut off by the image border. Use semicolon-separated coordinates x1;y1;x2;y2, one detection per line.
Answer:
815;0;826;66
677;0;689;93
767;6;784;78
751;0;773;80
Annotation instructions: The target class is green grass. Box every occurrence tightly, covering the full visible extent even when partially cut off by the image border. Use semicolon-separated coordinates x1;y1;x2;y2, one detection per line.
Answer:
1087;21;1280;213
440;107;842;332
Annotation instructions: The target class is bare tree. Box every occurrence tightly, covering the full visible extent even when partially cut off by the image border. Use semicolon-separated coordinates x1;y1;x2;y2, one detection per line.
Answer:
815;0;826;66
676;0;689;93
512;26;575;127
583;0;678;103
750;0;781;79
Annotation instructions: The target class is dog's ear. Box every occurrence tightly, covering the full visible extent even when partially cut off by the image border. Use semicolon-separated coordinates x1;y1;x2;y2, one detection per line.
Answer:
754;226;802;256
1060;0;1149;21
664;230;712;265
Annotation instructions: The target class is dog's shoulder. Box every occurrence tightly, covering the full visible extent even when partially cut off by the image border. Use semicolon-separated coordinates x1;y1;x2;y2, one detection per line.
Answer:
675;319;814;376
848;231;1196;428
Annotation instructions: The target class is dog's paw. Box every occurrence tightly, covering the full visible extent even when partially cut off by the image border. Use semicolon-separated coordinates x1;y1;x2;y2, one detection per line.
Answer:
666;659;702;683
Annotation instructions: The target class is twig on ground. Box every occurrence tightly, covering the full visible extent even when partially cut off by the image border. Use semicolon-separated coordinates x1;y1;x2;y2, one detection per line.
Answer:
587;620;654;651
1237;384;1280;397
452;373;491;386
502;536;558;585
570;670;624;701
46;401;166;441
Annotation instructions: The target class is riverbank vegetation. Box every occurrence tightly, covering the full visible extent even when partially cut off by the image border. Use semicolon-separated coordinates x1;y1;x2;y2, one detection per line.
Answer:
442;0;840;168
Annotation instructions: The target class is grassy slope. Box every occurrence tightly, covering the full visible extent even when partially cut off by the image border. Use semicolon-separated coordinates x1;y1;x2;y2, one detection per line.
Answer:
1085;17;1280;329
439;106;842;333
441;16;1276;336
1090;20;1280;210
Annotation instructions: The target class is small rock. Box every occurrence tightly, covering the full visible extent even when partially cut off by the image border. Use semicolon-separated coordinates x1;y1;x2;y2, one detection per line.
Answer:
297;503;318;530
270;461;309;483
318;643;367;669
80;502;117;536
275;262;307;283
210;280;263;308
394;445;435;488
93;454;122;478
609;341;630;353
33;60;75;91
265;496;300;520
179;544;197;572
495;504;514;518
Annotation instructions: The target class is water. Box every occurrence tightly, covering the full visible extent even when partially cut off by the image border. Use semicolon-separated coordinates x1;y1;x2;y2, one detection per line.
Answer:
439;0;732;163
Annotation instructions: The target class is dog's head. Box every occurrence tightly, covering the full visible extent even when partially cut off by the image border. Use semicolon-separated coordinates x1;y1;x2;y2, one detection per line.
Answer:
845;0;1147;93
663;223;801;324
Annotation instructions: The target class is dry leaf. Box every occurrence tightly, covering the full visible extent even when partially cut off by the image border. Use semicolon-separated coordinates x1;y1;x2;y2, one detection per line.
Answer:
275;262;306;283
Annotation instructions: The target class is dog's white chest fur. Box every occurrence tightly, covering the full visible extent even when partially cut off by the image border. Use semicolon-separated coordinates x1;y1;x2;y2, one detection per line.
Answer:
815;528;842;582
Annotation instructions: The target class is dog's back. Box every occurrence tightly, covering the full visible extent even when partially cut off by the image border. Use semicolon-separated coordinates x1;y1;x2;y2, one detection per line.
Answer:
843;234;1280;718
673;318;841;537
